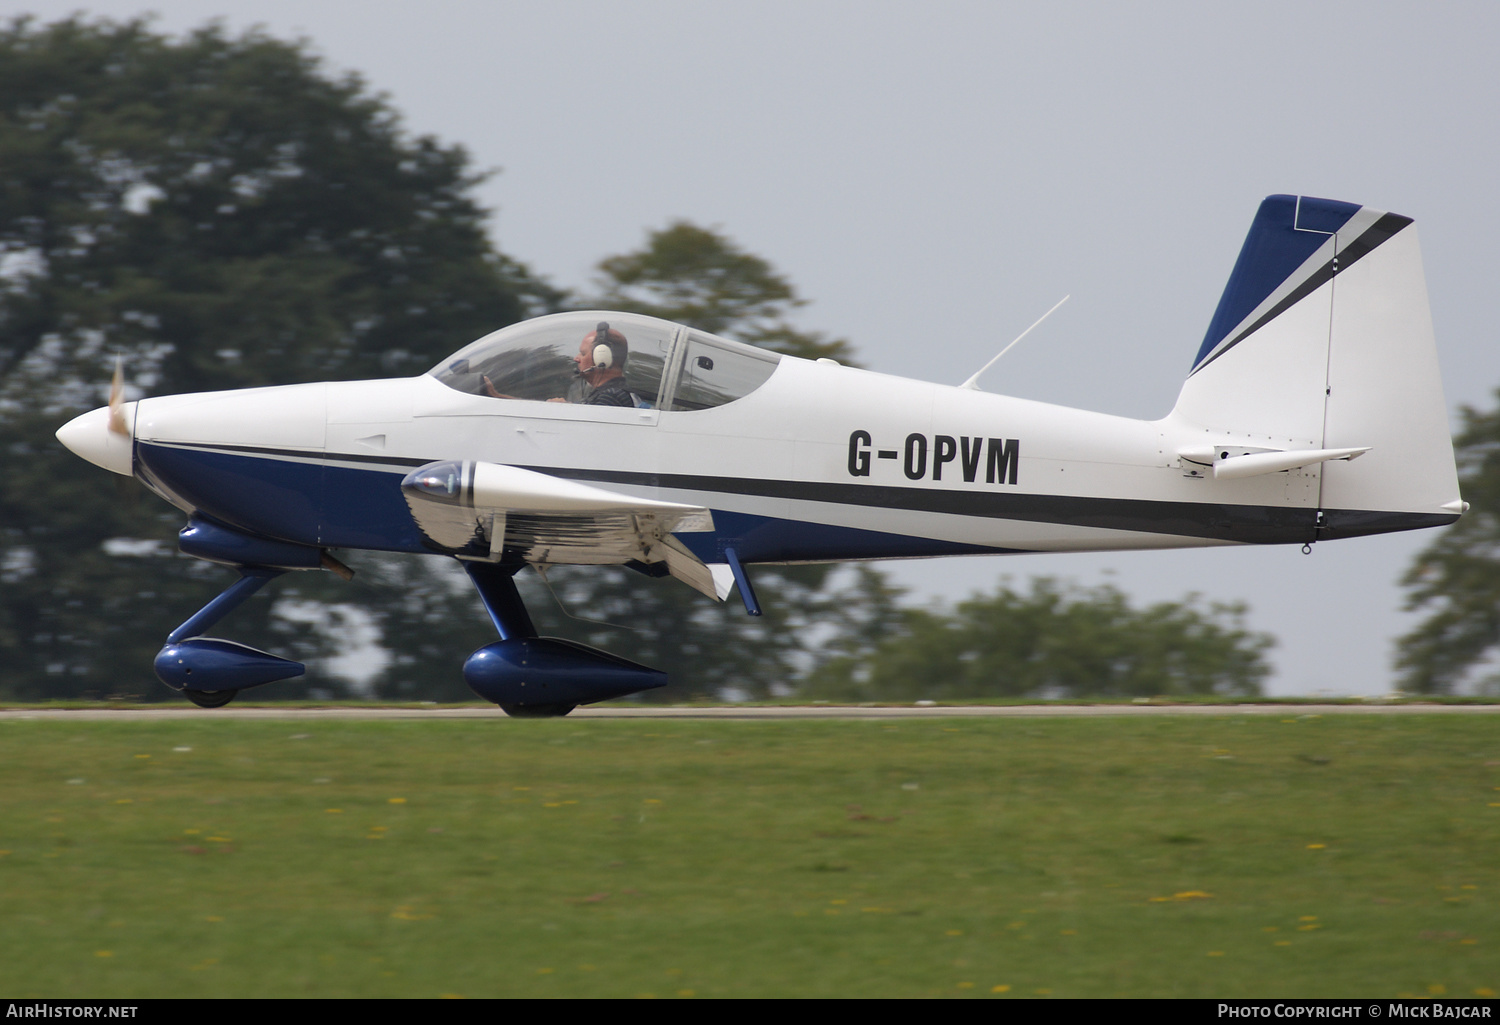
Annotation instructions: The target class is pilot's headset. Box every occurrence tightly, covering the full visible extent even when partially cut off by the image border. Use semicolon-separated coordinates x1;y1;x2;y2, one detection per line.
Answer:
590;322;616;370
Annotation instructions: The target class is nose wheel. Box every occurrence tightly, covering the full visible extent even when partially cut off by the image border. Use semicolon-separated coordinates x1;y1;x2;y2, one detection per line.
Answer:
183;689;237;709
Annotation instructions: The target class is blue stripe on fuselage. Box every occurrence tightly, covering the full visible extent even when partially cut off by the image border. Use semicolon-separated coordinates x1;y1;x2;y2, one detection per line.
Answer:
135;442;1003;562
673;509;1006;563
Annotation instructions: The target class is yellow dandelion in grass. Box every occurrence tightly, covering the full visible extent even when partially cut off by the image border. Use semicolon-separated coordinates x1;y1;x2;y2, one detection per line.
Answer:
1298;924;1321;932
543;802;562;808
1299;915;1318;921
114;799;132;805
134;754;151;760
388;798;406;804
206;836;231;843
1034;988;1052;996
1460;939;1478;945
1306;843;1326;850
677;989;696;998
1208;951;1224;957
1476;989;1496;998
957;982;975;989
1429;984;1446;996
991;985;1011;993
536;967;554;975
94;951;112;958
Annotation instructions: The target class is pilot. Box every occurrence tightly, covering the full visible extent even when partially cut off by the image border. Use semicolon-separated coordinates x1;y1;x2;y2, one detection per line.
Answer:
482;322;635;406
571;322;635;406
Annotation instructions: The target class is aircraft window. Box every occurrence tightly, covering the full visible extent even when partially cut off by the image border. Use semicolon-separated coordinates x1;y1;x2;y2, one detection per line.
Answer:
668;332;781;411
430;313;676;407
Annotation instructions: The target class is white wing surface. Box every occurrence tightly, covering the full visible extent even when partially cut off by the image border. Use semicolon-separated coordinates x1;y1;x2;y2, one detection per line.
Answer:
401;460;724;599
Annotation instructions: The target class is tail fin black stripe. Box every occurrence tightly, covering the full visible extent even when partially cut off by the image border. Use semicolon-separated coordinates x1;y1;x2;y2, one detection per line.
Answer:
1190;212;1414;376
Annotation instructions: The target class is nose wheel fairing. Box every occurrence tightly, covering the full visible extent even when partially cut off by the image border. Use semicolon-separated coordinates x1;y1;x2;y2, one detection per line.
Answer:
153;566;306;702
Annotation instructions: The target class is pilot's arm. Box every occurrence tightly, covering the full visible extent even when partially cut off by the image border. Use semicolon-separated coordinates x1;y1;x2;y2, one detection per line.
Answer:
482;374;531;401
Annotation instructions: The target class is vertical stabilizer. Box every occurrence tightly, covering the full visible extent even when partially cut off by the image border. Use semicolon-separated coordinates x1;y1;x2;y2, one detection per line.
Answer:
1172;195;1461;534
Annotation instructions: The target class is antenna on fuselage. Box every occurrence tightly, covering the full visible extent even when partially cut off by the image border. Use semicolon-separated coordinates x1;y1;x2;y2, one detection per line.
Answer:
958;294;1070;391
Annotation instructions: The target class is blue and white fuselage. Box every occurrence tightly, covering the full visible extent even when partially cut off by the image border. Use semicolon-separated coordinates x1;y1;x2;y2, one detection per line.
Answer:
55;196;1466;712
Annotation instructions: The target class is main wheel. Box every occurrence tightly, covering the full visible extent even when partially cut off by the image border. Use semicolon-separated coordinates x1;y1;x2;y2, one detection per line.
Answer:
184;689;237;709
499;703;576;718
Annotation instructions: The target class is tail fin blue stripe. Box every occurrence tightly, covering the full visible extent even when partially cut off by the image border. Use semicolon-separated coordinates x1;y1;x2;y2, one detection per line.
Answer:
1193;195;1359;369
1191;211;1414;376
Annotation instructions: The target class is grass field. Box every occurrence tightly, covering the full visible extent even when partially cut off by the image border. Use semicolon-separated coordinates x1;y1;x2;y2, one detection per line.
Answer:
0;713;1496;998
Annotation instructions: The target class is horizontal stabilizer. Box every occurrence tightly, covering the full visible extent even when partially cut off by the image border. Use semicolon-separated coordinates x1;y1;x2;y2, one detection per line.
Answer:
1211;446;1371;480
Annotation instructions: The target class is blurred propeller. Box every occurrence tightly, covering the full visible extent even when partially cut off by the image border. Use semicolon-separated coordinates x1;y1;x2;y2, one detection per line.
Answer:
55;354;136;476
107;354;129;436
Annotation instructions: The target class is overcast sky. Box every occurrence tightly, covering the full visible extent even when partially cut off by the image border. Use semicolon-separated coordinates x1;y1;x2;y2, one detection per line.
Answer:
19;1;1500;694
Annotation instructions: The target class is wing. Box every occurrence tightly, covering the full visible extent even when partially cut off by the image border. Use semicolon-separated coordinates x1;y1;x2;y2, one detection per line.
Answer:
400;460;730;600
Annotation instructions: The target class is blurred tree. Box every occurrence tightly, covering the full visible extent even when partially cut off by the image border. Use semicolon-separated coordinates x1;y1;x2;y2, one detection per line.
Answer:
592;221;856;363
1396;396;1500;694
804;577;1273;701
0;16;557;699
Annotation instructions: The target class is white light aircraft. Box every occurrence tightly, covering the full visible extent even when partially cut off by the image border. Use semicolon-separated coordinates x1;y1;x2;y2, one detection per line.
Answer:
57;195;1464;714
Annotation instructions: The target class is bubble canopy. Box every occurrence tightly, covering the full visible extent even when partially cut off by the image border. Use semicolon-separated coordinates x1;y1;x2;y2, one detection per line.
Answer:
430;311;781;411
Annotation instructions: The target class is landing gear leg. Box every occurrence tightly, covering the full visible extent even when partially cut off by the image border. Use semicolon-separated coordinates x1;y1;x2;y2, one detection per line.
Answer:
462;563;577;718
